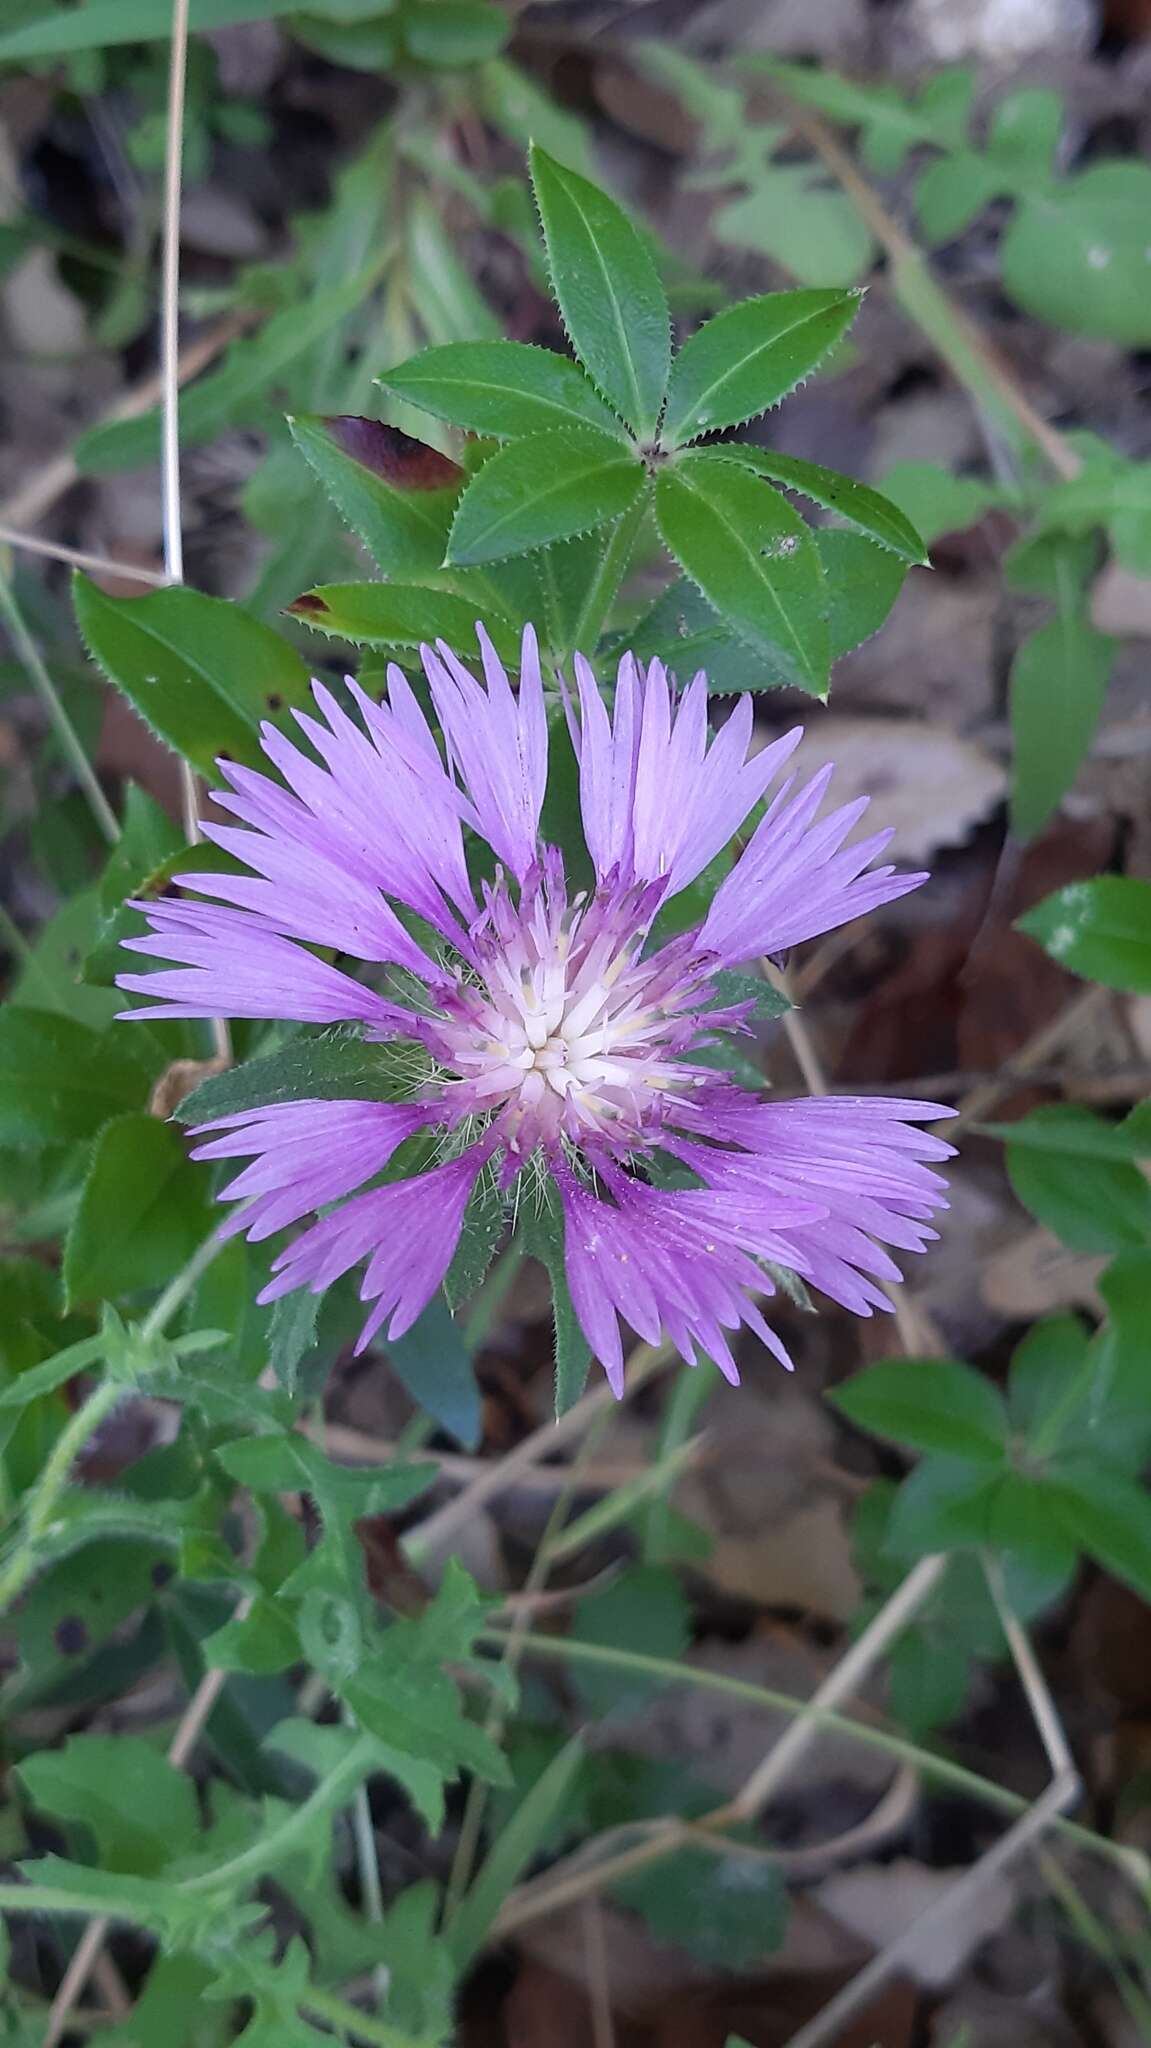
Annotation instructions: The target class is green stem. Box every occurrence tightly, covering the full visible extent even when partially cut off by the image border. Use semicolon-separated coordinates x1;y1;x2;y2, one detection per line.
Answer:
298;1985;439;2048
0;1379;122;1614
0;558;120;846
488;1627;1149;1884
562;493;648;663
177;1734;375;1895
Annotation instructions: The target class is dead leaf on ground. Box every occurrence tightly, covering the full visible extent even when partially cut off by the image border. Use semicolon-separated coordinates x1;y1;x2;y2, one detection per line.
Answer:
786;719;1008;865
981;1225;1106;1320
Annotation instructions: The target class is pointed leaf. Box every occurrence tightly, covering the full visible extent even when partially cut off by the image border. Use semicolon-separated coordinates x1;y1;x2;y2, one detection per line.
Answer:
1048;1457;1151;1603
655;453;829;694
719;444;928;563
379;340;625;440
445;427;645;567
288;414;463;577
287;581;520;662
830;1358;1009;1463
517;1186;591;1417
816;528;907;657
663;289;861;445
529;145;670;437
383;1291;481;1450
0;1008;160;1148
73;577;313;778
177;1033;409;1124
1010;611;1114;841
448;1735;586;1969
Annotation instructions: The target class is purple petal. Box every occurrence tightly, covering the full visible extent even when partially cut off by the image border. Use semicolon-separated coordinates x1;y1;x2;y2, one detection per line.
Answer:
190;1097;437;1241
116;901;412;1028
421;625;547;882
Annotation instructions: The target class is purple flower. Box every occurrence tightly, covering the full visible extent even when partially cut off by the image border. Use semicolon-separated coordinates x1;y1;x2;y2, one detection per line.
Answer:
119;628;954;1393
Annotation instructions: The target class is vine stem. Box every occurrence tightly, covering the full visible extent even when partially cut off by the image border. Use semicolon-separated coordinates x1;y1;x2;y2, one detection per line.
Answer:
0;561;119;845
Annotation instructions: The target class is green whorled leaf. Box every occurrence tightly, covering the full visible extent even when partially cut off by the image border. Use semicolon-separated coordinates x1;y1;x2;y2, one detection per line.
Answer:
884;1454;1002;1561
1047;1455;1151;1604
1003;1109;1151;1254
379;340;626;441
517;1183;592;1418
816;529;908;661
1005;1312;1091;1446
75;274;385;475
710;969;792;1022
914;151;999;246
1002;164;1151;345
287;581;520;663
63;1114;214;1310
401;0;510;64
1009;541;1115;840
0;1008;161;1149
829;1358;1009;1464
288;414;463;577
446;428;646;567
655;453;829;694
1017;875;1151;994
713;171;875;291
73;577;313;779
383;1290;481;1450
719;444;928;563
983;1100;1151;1162
17;1734;199;1876
663;289;861;446
177;1032;414;1124
448;1735;586;1970
619;579;767;694
616;1848;787;1970
987;87;1065;183
529;145;670;438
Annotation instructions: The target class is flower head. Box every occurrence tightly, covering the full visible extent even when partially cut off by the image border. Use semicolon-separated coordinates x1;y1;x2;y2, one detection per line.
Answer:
120;627;954;1393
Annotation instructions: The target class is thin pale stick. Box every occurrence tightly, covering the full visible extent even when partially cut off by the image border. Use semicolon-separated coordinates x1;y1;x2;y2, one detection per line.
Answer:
780;1561;1079;2048
582;1899;617;2048
0;527;172;588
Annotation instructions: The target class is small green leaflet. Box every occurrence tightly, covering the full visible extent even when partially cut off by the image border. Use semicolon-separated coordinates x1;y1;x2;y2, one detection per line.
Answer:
379;340;626;441
384;1291;481;1450
529;146;670;438
830;1357;1009;1464
663;288;861;445
655;453;830;694
0;1008;161;1149
1018;876;1151;994
1002;163;1151;347
445;427;645;566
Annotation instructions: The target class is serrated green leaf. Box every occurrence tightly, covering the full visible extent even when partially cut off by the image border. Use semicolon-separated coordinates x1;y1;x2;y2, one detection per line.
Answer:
288;580;519;662
529;146;670;437
1018;876;1151;993
63;1114;213;1309
383;1290;480;1450
656;453;829;694
618;1846;786;1969
203;1596;301;1676
288;414;463;577
1001;163;1151;345
0;1008;160;1149
830;1358;1008;1463
73;578;313;779
815;528;907;659
268;1291;320;1397
445;427;645;566
663;289;861;446
443;1172;506;1314
177;1032;409;1123
18;1735;198;1876
720;444;927;563
380;339;625;440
